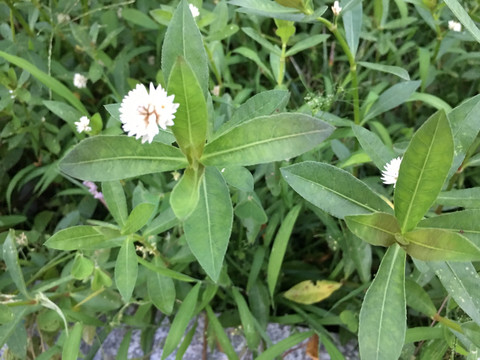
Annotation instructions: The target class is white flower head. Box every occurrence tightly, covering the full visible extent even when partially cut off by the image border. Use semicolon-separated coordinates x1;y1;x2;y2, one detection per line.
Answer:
381;156;403;188
448;20;462;32
75;116;92;133
332;1;342;16
119;83;179;144
189;4;200;18
73;73;88;89
57;13;71;24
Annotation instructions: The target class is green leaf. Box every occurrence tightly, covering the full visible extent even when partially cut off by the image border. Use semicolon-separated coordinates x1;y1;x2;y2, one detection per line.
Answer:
256;331;314;360
115;238;138;302
121;8;159;29
447;94;480;179
137;256;197;282
167;57;208;161
405;279;437;317
358;61;410;81
359;244;406;360
429;261;480;325
184;167;233;281
122;203;156;234
62;323;83;360
436;188;480;209
242;27;281;56
201;113;334;167
43;100;83;131
443;0;480;44
102;181;128;227
147;257;176;315
71;253;94;280
403;228;480;261
363;81;421;122
343;1;362;56
233;47;274;81
345;212;399;247
0;307;29;349
144;207;179;236
0;50;88;115
285;34;329;56
395;110;454;233
214;89;290;138
161;282;201;360
231;287;260;350
205;306;240;360
0;304;13;324
281;161;391;219
162;0;208;98
267;204;301;298
344;230;372;283
220;166;254;192
352;125;396;170
408;93;452;113
170;166;204;220
60;136;188;181
45;226;125;250
2;230;29;297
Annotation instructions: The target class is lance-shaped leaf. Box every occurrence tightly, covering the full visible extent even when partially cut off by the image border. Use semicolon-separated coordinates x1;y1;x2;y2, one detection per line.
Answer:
201;114;334;167
115;238;138;303
167;57;208;161
418;209;480;246
359;244;406;360
281;161;391;219
170;166;204;220
3;230;29;298
436;188;480;209
403;228;480;262
395;110;454;233
343;0;362;56
162;0;208;98
429;261;480;325
352;125;396;170
60;136;188;181
102;181;128;227
147;257;176;315
121;203;156;234
283;280;342;305
44;226;125;250
184;167;233;281
345;212;399;247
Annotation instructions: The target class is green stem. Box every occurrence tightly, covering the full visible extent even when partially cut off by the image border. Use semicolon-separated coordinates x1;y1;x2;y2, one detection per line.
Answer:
277;42;287;87
6;0;34;37
317;17;360;124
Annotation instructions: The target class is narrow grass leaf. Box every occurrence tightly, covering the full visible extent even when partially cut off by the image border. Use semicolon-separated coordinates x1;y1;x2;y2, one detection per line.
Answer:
206;306;240;360
429;261;480;325
281;161;391;219
161;282;201;360
0;50;87;115
202;114;334;167
162;0;208;98
115;238;138;302
167;57;208;160
117;330;133;360
60;136;188;181
184;167;233;281
102;181;128;228
62;323;83;360
345;212;399;247
45;226;124;250
2;230;29;297
395;110;454;233
359;245;406;360
256;330;314;360
285;34;329;56
232;287;260;350
267;204;301;298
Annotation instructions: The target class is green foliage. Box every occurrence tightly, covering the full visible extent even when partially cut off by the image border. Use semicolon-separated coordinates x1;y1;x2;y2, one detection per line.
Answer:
2;0;480;358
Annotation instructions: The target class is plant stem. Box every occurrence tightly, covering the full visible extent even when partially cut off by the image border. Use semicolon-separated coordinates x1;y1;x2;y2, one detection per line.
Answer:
317;17;361;124
278;42;287;87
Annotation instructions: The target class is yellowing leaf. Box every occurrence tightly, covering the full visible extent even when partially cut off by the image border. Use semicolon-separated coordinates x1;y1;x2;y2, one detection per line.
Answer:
283;280;342;304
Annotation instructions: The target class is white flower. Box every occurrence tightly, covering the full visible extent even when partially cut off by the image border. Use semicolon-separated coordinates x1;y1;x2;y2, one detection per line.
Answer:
75;116;92;133
148;55;156;66
119;83;179;144
331;1;342;16
448;20;462;32
381;156;402;188
189;4;200;18
57;13;71;24
73;73;88;89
